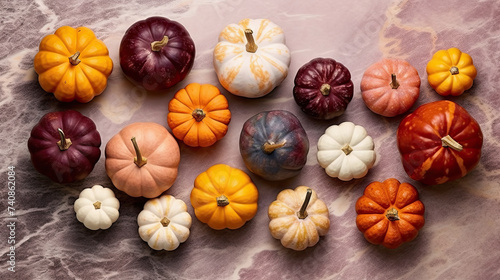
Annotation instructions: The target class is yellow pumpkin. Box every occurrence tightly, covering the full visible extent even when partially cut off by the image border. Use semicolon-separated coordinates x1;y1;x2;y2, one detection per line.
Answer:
34;26;113;102
190;164;258;230
213;18;291;98
268;186;330;251
426;47;477;96
167;83;231;147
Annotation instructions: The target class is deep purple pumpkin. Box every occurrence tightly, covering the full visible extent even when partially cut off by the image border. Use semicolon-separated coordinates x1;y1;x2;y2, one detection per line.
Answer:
293;58;354;120
119;16;196;91
239;110;309;181
27;110;101;184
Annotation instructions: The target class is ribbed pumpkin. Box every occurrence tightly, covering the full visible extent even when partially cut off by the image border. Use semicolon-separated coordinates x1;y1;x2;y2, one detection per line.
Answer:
167;83;231;147
190;164;258;230
34;26;113;102
355;178;425;249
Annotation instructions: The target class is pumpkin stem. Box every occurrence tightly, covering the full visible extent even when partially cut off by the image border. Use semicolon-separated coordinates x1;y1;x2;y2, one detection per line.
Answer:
341;144;353;155
390;73;400;89
297;188;313;219
192;108;206;122
131;137;147;167
450;66;459;75
244;29;258;53
151;36;169;52
441;135;463;151
262;141;286;154
160;217;171;227
320;84;331;96
68;51;81;66
386;208;400;221
216;194;230;207
93;201;102;210
56;128;72;151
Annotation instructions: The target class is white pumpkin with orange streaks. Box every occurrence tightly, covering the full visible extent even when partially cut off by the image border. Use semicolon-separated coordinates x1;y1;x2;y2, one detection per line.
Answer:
213;18;291;98
268;186;330;251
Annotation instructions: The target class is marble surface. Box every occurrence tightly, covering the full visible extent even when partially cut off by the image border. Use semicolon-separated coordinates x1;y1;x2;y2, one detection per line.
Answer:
1;0;500;279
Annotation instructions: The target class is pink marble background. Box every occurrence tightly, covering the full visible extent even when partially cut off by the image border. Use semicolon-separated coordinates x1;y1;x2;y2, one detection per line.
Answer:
1;0;499;279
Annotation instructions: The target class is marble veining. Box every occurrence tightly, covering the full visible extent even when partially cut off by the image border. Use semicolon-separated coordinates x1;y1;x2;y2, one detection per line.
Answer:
1;0;499;279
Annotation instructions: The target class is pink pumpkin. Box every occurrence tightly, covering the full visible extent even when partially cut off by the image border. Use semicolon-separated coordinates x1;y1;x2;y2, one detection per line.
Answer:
360;58;421;117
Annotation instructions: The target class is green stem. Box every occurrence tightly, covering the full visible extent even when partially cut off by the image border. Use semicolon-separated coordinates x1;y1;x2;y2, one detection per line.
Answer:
131;137;147;167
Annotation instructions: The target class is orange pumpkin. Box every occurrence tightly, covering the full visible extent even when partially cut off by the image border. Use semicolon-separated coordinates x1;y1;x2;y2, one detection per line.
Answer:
105;122;180;198
34;26;113;102
190;164;258;230
167;83;231;147
355;178;425;249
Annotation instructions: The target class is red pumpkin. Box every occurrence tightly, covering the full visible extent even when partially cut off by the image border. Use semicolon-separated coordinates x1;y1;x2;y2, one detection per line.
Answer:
293;58;354;120
361;58;421;117
119;16;195;91
397;100;483;185
27;110;101;183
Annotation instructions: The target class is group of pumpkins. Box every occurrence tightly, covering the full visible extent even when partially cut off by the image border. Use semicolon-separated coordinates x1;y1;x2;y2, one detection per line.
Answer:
27;17;483;251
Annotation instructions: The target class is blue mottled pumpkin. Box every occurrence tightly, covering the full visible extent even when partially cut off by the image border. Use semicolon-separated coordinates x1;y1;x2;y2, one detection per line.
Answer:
239;110;309;181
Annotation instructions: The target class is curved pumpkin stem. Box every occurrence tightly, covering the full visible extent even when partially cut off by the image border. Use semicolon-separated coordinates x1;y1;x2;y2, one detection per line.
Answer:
390;73;400;89
386;208;400;221
192;108;206;122
151;36;169;52
297;188;312;219
131;137;147;167
320;84;331;96
68;51;81;66
244;29;258;53
441;135;463;151
262;141;286;154
56;128;72;151
450;66;459;75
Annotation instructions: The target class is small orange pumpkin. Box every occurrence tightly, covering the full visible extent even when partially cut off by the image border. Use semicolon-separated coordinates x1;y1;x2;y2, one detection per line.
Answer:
167;83;231;147
190;164;258;230
105;122;180;198
355;178;425;249
34;26;113;102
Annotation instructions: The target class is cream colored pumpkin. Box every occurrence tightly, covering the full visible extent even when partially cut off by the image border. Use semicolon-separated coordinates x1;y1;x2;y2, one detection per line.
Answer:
317;122;376;181
74;185;120;230
268;186;330;251
137;195;192;251
213;18;291;98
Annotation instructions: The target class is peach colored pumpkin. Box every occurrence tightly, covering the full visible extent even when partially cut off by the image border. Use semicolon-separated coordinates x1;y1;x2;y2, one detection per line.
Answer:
105;122;180;198
361;58;421;117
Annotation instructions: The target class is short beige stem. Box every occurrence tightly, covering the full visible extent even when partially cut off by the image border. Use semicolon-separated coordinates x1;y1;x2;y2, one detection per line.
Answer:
390;73;400;89
297;188;313;219
93;201;102;210
131;137;147;167
450;66;459;75
68;51;81;65
151;36;169;51
216;194;229;207
320;84;331;96
441;135;463;151
341;144;353;155
160;217;170;227
192;108;206;122
244;29;258;53
56;128;72;151
386;208;400;221
262;141;286;154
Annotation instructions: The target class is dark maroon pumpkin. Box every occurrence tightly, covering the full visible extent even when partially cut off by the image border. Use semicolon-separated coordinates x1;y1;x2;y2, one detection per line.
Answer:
119;16;195;91
293;58;354;120
27;110;101;184
239;110;309;181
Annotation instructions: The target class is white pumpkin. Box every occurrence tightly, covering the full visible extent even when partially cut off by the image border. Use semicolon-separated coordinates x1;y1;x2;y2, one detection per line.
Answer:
317;122;376;181
213;18;291;98
268;186;330;251
74;185;120;230
137;194;192;251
